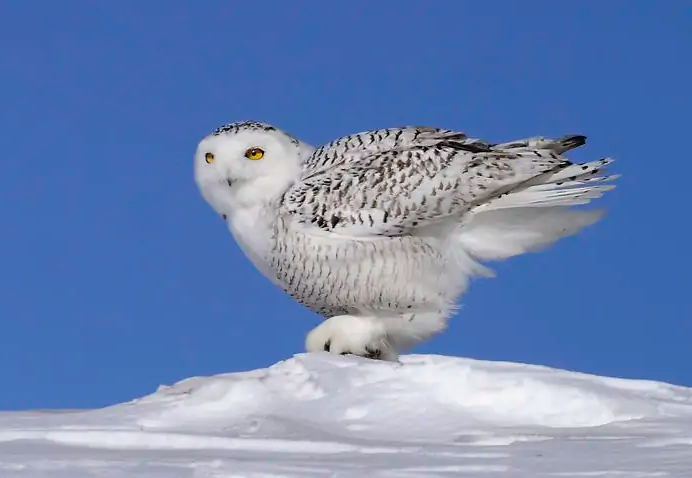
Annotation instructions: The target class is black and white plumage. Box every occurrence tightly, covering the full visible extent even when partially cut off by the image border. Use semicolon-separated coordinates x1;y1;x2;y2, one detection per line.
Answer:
194;121;617;361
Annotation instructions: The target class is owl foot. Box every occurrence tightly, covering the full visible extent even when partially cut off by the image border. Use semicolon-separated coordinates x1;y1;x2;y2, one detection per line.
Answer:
305;315;399;361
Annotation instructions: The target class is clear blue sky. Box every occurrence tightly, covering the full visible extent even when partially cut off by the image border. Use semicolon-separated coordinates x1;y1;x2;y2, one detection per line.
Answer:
1;2;690;410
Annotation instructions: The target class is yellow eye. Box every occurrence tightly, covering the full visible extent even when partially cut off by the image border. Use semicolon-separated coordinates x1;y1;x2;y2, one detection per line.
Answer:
205;152;214;164
245;148;265;160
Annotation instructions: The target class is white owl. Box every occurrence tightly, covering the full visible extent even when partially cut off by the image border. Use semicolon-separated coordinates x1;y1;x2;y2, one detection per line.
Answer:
194;121;617;361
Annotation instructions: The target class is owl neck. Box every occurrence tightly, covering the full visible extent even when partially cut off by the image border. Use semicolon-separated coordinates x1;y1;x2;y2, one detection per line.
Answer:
224;180;282;269
225;173;296;269
226;200;277;270
230;174;296;210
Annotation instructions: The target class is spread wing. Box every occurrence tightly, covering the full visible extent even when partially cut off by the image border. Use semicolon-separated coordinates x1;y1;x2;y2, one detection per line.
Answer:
280;126;613;237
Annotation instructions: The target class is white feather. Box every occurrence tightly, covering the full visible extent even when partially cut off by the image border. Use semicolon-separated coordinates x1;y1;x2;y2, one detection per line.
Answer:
457;207;605;261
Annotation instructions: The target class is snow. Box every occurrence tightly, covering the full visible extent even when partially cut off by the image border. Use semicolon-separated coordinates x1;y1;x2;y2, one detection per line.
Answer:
1;353;692;477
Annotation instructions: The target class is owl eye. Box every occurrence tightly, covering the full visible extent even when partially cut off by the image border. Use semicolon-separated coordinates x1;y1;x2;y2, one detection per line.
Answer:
205;152;214;164
245;148;265;160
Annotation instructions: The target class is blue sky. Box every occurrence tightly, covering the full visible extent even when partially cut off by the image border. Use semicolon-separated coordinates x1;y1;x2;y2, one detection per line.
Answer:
1;2;690;410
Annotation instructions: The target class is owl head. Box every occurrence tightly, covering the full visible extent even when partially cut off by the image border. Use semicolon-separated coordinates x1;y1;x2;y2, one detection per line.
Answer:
194;121;314;216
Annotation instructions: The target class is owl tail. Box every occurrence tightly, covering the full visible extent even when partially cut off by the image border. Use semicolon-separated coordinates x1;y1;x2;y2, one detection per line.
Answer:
455;206;604;261
454;139;618;262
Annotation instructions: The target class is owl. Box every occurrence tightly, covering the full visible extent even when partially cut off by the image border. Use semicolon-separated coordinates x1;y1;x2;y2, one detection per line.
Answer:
194;121;616;361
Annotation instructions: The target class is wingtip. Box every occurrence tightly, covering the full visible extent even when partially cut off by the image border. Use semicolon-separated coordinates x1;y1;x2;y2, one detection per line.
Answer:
558;134;587;152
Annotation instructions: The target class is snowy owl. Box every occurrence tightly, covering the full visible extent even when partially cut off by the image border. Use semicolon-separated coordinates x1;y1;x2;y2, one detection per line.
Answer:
194;121;617;361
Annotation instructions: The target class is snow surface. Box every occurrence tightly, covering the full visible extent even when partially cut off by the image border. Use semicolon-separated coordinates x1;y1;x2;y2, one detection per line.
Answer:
1;353;692;477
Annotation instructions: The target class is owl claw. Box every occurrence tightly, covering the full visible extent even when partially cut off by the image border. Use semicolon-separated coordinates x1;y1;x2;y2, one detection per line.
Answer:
364;346;382;360
305;315;398;361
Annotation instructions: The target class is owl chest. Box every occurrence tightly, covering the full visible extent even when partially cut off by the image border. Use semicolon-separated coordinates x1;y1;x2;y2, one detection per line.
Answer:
269;226;443;314
270;231;368;292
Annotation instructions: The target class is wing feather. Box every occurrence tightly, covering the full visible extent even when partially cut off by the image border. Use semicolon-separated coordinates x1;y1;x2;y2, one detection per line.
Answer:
281;127;598;237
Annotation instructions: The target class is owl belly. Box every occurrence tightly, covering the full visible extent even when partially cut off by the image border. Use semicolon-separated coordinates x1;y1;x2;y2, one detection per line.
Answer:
270;228;451;318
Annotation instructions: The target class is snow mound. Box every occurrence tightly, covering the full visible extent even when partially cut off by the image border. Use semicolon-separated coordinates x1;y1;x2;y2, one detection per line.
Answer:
130;353;692;442
2;354;692;477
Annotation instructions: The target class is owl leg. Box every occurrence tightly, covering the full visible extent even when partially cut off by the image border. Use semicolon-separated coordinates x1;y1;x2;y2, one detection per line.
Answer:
305;315;399;361
384;311;449;352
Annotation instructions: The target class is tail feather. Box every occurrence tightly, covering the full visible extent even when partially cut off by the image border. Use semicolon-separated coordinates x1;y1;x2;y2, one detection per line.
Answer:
530;173;620;190
455;146;617;262
457;207;605;261
541;158;614;185
477;158;617;211
481;184;615;209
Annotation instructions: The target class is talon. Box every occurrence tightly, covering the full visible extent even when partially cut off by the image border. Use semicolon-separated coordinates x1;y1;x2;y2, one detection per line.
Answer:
324;340;331;352
364;346;382;360
340;350;351;356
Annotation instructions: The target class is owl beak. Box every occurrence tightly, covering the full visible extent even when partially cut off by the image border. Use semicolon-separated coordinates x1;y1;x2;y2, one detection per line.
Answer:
226;178;233;187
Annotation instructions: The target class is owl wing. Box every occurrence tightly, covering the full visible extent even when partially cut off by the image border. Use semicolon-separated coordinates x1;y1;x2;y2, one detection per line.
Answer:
280;126;614;237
